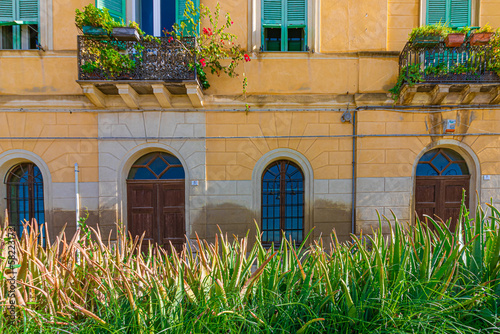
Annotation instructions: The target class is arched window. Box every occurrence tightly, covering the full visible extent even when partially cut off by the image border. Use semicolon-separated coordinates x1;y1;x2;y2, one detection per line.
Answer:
262;160;304;244
128;152;185;180
416;148;469;176
5;163;45;241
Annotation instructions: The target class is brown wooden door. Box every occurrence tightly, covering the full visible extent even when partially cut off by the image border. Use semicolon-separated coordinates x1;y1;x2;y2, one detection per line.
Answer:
127;180;185;250
415;176;469;231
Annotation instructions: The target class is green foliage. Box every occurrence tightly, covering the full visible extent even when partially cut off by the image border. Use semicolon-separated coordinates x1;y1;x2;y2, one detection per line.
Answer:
75;4;121;34
81;41;143;79
476;23;495;34
389;64;423;101
1;197;500;333
455;26;471;34
409;22;452;41
168;1;250;93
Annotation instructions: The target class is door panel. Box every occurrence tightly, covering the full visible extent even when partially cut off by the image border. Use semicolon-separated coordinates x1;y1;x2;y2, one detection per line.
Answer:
127;183;156;246
159;182;185;251
441;177;469;231
415;179;439;229
127;181;186;251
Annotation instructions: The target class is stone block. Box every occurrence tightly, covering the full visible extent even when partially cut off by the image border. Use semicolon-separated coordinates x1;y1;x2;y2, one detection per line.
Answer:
206;181;237;195
384;177;411;192
357;177;384;193
314;179;329;194
236;180;252;195
357;192;410;207
329;179;352;194
314;194;352;207
98;181;118;197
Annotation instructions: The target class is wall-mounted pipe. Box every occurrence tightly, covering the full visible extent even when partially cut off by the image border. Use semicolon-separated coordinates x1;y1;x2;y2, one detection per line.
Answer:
75;163;81;265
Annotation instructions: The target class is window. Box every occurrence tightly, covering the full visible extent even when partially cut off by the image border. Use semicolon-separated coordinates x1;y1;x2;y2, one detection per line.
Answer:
102;0;200;37
262;0;307;51
426;0;471;27
261;160;304;244
5;163;45;243
416;148;469;176
0;0;39;50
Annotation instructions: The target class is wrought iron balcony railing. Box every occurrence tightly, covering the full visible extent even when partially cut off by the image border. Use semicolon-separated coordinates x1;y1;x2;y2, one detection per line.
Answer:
399;41;500;84
77;36;197;81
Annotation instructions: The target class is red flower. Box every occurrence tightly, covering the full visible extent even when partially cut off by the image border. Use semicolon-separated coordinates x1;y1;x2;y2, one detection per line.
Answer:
244;54;251;62
168;37;174;43
199;58;206;67
203;27;213;36
231;21;234;25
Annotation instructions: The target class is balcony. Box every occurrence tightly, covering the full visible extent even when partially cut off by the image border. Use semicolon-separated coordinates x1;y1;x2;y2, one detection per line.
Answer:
76;36;203;109
396;41;500;105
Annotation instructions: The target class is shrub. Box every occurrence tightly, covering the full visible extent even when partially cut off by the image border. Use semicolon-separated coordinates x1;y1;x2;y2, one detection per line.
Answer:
1;196;499;333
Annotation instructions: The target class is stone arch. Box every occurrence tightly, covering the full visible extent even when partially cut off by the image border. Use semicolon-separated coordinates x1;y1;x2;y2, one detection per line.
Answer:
252;148;314;239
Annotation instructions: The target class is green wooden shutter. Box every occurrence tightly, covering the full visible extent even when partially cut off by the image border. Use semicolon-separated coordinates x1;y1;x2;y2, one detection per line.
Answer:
96;0;125;23
262;0;282;26
286;0;306;26
426;0;447;25
0;0;15;23
18;0;38;23
176;0;199;35
450;0;470;27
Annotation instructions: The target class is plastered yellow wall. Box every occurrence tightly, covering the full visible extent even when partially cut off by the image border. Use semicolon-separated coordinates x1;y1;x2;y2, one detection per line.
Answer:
387;0;419;52
0;112;98;182
0;0;497;96
206;111;353;181
206;109;500;181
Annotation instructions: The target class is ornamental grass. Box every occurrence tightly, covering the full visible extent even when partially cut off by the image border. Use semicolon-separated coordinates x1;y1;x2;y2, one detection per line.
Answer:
1;198;500;333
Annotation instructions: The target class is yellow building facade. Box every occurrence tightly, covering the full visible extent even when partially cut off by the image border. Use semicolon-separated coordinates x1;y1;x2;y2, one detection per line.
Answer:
1;0;500;245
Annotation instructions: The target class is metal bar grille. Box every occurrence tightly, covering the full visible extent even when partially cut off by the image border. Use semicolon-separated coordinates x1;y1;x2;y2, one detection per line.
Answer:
399;40;500;84
262;160;304;245
5;163;45;246
77;36;197;81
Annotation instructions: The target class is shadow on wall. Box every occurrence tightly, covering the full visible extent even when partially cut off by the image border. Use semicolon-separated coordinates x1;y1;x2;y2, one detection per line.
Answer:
196;200;353;245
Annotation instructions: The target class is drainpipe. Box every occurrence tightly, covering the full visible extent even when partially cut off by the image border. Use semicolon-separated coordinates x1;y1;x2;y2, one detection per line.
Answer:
75;163;81;265
341;105;357;236
351;109;357;236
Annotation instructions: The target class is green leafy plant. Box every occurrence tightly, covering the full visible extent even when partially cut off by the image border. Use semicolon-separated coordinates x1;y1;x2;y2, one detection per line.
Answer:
75;4;121;34
1;196;500;333
455;26;471;34
424;62;449;76
409;22;452;42
166;1;251;92
81;41;144;78
389;64;423;101
476;23;495;34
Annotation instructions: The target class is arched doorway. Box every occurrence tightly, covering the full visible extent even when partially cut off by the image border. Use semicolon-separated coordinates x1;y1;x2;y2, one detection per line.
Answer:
415;148;470;231
262;160;304;244
5;163;45;244
127;152;185;250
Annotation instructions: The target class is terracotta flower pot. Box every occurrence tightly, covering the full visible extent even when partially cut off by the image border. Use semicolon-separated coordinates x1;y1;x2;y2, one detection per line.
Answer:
470;32;494;46
445;33;465;47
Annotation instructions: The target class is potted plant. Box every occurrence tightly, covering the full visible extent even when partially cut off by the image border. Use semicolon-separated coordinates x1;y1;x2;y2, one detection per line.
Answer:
409;22;451;47
470;24;495;45
75;4;119;36
112;22;142;42
445;26;470;47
